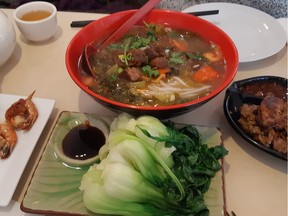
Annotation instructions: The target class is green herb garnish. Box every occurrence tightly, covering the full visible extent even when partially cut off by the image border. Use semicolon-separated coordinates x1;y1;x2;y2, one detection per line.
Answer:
185;52;203;60
170;52;185;64
142;65;160;78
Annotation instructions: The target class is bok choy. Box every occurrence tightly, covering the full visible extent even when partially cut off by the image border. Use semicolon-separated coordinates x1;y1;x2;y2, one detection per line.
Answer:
80;113;228;216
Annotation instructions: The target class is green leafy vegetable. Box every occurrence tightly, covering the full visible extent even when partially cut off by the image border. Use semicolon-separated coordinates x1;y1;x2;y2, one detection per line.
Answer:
105;64;122;82
169;52;185;64
113;22;157;51
130;37;151;49
80;113;228;216
142;65;160;78
118;38;132;66
185;52;204;61
144;22;157;42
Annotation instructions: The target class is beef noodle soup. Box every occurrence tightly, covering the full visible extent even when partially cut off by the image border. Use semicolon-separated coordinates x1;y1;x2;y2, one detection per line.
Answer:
80;23;227;106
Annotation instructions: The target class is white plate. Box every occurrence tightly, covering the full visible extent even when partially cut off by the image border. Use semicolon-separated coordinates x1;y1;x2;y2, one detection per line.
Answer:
0;93;55;207
277;18;288;42
182;3;287;63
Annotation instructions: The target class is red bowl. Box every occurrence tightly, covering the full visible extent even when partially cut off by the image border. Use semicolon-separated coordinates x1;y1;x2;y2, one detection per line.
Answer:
66;9;239;118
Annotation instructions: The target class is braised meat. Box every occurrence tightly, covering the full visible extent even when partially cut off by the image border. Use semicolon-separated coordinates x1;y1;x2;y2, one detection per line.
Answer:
112;49;148;67
122;67;143;81
238;94;287;154
150;57;169;69
128;49;148;66
112;50;126;67
144;40;170;61
257;94;287;129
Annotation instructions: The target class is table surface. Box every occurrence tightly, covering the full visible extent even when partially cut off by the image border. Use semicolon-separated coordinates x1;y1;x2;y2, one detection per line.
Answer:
0;8;287;216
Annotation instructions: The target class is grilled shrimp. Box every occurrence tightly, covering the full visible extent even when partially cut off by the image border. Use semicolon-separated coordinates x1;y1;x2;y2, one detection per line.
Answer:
5;91;38;131
0;122;17;159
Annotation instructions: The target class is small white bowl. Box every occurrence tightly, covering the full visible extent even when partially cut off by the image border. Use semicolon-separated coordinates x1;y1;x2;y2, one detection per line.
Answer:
0;10;16;67
13;1;57;42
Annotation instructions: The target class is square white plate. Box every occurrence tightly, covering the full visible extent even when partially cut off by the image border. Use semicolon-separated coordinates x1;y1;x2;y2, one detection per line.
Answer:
0;93;55;206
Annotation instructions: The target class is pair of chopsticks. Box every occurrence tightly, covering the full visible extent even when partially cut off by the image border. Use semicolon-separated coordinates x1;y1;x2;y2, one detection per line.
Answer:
70;10;219;28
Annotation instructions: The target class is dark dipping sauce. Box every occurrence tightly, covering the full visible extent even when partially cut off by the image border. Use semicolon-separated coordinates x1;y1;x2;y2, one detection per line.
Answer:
239;81;287;100
62;123;105;160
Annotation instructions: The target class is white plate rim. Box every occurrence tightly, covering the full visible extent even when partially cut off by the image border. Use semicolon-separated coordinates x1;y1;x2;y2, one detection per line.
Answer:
182;2;287;63
0;93;55;207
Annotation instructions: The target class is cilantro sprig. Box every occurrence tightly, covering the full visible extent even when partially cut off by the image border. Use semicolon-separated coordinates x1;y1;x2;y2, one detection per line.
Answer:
142;65;159;78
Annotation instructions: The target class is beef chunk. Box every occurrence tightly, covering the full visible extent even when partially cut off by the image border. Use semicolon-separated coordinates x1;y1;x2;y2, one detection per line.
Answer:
257;94;287;130
272;132;287;154
238;104;261;135
129;49;148;67
144;40;171;61
122;67;143;81
238;94;287;154
150;57;169;69
145;46;163;61
112;50;126;67
112;49;147;67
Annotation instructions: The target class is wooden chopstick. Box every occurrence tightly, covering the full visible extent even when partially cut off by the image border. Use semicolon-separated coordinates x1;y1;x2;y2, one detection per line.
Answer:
70;10;219;28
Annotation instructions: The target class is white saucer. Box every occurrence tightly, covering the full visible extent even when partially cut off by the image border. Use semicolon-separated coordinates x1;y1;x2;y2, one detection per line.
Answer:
182;3;287;63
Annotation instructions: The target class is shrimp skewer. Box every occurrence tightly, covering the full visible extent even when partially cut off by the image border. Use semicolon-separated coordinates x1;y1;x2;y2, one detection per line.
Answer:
5;91;38;131
0;122;17;159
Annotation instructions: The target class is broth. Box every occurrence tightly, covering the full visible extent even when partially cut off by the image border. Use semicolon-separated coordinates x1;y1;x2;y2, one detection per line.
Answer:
21;10;51;21
80;23;227;106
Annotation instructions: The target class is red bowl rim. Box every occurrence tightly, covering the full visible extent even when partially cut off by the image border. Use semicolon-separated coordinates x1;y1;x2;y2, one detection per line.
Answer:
66;9;239;111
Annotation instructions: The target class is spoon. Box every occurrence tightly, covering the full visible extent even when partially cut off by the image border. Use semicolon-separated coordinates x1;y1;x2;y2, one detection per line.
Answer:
81;0;162;77
81;45;96;77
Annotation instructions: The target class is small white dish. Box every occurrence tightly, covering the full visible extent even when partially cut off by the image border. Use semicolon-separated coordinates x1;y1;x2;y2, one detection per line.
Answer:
13;1;57;42
0;10;16;67
182;3;287;63
0;93;55;207
53;112;111;166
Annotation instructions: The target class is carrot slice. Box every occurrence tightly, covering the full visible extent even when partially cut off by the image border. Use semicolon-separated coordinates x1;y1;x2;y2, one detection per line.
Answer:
157;68;171;74
192;65;220;83
172;39;188;52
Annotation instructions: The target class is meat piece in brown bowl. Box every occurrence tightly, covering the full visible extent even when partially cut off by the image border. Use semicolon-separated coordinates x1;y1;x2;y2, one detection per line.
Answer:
238;94;287;154
257;93;287;130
